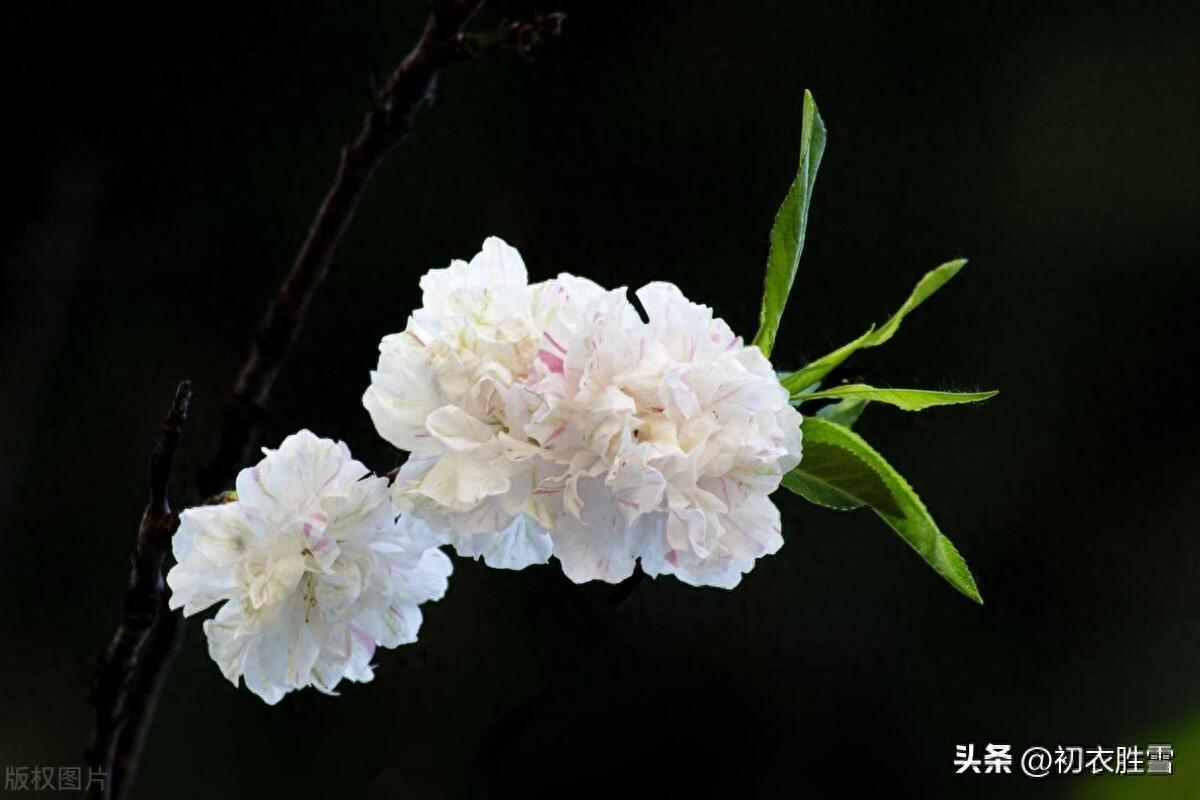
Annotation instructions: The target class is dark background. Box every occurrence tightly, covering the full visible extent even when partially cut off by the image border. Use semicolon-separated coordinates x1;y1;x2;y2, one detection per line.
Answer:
2;1;1199;798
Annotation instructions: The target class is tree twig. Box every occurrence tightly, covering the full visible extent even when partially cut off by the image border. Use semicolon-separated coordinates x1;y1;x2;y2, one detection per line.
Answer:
93;4;566;799
197;1;565;498
86;381;191;800
106;491;237;798
108;605;181;799
454;12;566;59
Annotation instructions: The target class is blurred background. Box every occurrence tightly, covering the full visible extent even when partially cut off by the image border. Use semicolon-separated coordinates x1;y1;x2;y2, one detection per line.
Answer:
2;1;1199;797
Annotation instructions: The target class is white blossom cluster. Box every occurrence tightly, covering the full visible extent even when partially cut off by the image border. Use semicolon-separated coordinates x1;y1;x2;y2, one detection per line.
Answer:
167;236;802;703
364;237;802;589
167;431;451;704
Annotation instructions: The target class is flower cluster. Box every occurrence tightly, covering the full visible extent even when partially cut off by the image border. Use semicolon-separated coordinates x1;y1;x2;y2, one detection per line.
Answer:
168;236;803;703
364;237;802;588
167;431;452;704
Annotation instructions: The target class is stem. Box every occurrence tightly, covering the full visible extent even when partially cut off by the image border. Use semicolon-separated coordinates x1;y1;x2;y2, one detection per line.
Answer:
86;381;191;800
196;2;564;498
90;4;566;798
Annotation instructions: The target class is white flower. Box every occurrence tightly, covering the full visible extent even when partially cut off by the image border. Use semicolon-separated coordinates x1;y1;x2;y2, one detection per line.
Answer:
166;430;452;704
525;282;802;588
363;238;802;589
363;238;600;570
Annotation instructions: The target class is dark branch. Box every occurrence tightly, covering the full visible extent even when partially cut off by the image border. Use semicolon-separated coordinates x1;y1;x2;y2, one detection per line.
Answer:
108;608;182;799
451;13;567;60
87;381;191;800
96;4;566;799
197;2;563;498
106;503;235;797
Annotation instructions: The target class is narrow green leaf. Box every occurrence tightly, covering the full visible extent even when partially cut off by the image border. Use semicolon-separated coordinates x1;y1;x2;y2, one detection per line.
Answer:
779;259;967;396
751;90;827;358
868;259;966;347
800;384;998;412
779;326;874;395
815;397;869;427
785;416;983;604
782;440;901;514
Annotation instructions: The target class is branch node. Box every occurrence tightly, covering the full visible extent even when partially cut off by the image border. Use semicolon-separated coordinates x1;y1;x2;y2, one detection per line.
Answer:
453;13;566;61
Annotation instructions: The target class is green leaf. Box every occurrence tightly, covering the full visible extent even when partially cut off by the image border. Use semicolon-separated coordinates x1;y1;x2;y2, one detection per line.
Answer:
751;90;827;358
779;259;967;396
800;384;998;412
780;325;873;395
815;397;870;427
784;416;983;604
782;440;901;514
869;259;966;347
